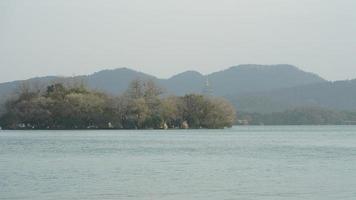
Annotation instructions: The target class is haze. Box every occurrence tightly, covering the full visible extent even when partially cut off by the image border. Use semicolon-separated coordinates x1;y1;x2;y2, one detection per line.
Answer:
0;0;355;83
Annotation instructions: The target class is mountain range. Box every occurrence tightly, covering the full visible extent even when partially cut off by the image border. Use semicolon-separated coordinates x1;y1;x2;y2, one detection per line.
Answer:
1;64;355;113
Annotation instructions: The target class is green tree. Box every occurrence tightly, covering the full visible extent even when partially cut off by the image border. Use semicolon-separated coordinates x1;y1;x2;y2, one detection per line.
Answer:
0;80;237;129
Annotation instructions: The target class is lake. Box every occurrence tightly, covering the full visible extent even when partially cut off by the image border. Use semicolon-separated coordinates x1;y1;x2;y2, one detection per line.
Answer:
1;126;356;200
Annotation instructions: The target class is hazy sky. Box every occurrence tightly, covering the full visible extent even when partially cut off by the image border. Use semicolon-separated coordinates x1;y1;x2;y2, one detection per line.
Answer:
0;0;355;83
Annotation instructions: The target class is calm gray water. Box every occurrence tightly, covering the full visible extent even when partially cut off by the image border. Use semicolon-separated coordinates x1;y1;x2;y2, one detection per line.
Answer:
1;126;356;200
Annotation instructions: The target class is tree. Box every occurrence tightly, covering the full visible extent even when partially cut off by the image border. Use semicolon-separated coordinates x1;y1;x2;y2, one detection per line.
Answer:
126;79;144;99
179;94;207;128
0;80;236;129
160;96;181;128
201;97;236;128
126;98;150;129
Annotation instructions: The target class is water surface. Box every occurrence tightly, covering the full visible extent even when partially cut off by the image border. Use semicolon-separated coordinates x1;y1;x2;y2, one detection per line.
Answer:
1;126;356;200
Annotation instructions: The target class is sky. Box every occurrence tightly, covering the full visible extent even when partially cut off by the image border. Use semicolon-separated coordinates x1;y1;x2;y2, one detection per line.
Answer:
0;0;355;83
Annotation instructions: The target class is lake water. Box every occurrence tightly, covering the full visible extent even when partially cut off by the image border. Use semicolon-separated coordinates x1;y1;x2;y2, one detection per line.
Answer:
1;126;356;200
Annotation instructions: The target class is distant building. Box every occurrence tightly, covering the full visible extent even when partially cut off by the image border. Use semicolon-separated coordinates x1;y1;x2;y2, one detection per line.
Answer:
202;77;213;96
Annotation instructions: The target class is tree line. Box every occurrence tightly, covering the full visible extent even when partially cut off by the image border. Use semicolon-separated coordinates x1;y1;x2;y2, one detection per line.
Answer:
0;80;236;129
236;107;356;125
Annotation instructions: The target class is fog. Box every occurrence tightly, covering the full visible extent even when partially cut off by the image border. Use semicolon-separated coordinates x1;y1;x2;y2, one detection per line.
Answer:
0;0;355;82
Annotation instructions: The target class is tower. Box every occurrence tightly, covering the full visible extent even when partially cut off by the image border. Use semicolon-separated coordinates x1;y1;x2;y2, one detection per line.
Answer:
202;77;213;96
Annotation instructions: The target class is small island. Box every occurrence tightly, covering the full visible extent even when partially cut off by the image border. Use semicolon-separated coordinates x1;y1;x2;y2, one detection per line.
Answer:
0;80;236;130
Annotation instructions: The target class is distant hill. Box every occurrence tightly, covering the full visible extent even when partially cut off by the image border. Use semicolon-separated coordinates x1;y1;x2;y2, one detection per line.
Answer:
0;64;341;113
0;68;155;100
230;79;356;113
0;64;324;96
0;76;59;101
159;71;205;95
207;64;325;96
85;68;157;94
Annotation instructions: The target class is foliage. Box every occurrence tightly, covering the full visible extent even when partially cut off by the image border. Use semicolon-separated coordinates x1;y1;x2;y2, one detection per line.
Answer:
0;80;236;129
237;107;356;125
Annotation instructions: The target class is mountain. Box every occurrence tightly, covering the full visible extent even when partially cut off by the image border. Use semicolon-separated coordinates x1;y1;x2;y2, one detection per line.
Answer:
0;64;333;113
230;79;356;113
159;71;205;95
0;76;59;100
0;68;155;99
0;64;324;97
85;68;157;94
208;64;325;96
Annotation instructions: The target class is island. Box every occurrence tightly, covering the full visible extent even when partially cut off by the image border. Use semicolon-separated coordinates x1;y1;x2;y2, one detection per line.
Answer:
0;80;236;130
